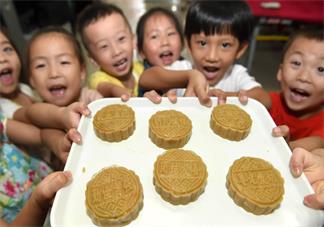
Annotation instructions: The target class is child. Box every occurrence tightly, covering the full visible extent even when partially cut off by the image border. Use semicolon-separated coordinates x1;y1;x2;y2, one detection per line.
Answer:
26;26;102;107
139;0;270;107
0;101;88;222
136;7;191;97
0;28;35;118
76;2;144;98
267;29;324;151
136;7;190;70
0;170;71;226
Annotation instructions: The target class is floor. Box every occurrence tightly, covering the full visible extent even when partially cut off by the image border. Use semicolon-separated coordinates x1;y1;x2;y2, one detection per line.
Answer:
5;0;321;92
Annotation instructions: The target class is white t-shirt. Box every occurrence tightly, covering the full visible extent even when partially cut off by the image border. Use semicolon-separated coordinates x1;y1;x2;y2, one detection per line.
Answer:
176;64;261;96
0;83;35;118
165;59;192;71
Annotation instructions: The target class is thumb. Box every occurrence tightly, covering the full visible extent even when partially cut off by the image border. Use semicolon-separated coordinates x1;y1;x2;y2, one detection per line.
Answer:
289;147;307;178
304;192;324;210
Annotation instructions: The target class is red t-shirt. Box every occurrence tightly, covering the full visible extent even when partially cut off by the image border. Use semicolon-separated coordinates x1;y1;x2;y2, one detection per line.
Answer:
269;92;324;140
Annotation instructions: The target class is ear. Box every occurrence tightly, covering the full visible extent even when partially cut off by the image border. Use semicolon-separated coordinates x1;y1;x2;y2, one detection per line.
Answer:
132;33;136;50
277;64;283;82
236;42;249;59
89;56;99;68
29;75;35;88
80;64;86;82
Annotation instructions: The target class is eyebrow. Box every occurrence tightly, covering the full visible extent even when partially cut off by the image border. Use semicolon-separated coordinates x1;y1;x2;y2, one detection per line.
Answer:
0;40;11;46
31;53;74;61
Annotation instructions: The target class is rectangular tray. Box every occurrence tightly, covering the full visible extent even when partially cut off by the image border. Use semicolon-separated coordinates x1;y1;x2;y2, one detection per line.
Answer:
51;97;323;226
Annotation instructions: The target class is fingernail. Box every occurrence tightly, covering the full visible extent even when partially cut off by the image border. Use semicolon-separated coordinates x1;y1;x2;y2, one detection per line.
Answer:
294;166;301;176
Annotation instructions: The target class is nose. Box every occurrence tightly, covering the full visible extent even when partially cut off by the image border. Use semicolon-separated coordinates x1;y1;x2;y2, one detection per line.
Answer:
48;64;59;79
0;51;8;64
160;34;169;47
205;45;219;63
111;42;122;57
296;68;310;82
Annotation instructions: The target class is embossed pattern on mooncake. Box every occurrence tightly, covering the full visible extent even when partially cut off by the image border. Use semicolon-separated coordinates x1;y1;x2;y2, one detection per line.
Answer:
93;104;135;142
210;104;252;141
153;149;207;205
226;157;284;215
85;166;143;226
149;110;192;149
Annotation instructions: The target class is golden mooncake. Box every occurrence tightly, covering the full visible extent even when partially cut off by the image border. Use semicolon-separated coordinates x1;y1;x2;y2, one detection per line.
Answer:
226;157;284;215
93;104;135;142
153;149;208;205
85;166;143;226
210;104;252;141
149;110;192;149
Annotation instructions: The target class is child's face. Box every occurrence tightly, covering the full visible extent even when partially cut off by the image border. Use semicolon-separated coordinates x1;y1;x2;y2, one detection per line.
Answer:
277;37;324;114
29;32;86;106
188;33;246;86
85;13;135;79
140;13;182;67
0;32;21;96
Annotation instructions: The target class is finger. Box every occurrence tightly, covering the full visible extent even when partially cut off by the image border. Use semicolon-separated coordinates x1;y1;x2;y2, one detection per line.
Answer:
73;102;91;117
38;171;72;201
209;89;226;105
121;94;130;102
237;90;248;105
289;147;307;177
166;90;177;104
144;90;162;104
272;125;290;139
67;128;81;145
304;193;324;210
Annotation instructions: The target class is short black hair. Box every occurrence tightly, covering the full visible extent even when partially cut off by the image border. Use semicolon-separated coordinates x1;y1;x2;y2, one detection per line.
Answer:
282;29;324;62
184;0;254;47
76;2;131;51
136;7;184;53
26;26;84;74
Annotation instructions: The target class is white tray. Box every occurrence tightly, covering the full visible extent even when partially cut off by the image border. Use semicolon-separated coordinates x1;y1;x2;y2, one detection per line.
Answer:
51;97;323;227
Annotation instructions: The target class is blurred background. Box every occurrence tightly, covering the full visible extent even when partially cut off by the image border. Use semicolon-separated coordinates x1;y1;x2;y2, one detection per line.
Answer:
1;0;323;91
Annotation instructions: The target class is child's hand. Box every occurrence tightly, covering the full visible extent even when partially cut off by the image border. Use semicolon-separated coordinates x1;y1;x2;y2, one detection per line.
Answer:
272;125;290;141
57;128;81;163
80;87;103;104
32;171;72;209
290;147;324;209
184;69;211;107
60;102;91;130
143;90;177;104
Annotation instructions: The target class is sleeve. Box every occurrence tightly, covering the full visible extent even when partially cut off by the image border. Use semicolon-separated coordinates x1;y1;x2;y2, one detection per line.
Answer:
0;113;8;142
88;71;111;90
233;65;262;90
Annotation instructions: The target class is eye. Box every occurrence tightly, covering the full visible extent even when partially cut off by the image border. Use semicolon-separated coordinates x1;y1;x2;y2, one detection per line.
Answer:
118;36;126;42
198;40;207;47
168;31;176;36
291;60;301;66
318;66;324;73
222;42;231;48
35;63;45;69
4;46;14;53
61;61;71;65
150;34;158;40
99;44;108;50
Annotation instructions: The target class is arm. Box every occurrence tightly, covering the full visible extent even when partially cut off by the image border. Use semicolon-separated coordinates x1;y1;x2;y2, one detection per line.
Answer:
79;87;103;104
290;137;324;151
0;171;72;226
97;82;133;98
25;102;90;131
139;66;193;90
6;119;41;146
41;128;81;163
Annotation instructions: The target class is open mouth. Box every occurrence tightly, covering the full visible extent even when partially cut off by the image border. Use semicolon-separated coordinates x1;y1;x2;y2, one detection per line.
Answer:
159;51;174;65
291;87;310;98
112;58;128;73
0;67;14;85
202;66;220;80
49;84;67;97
